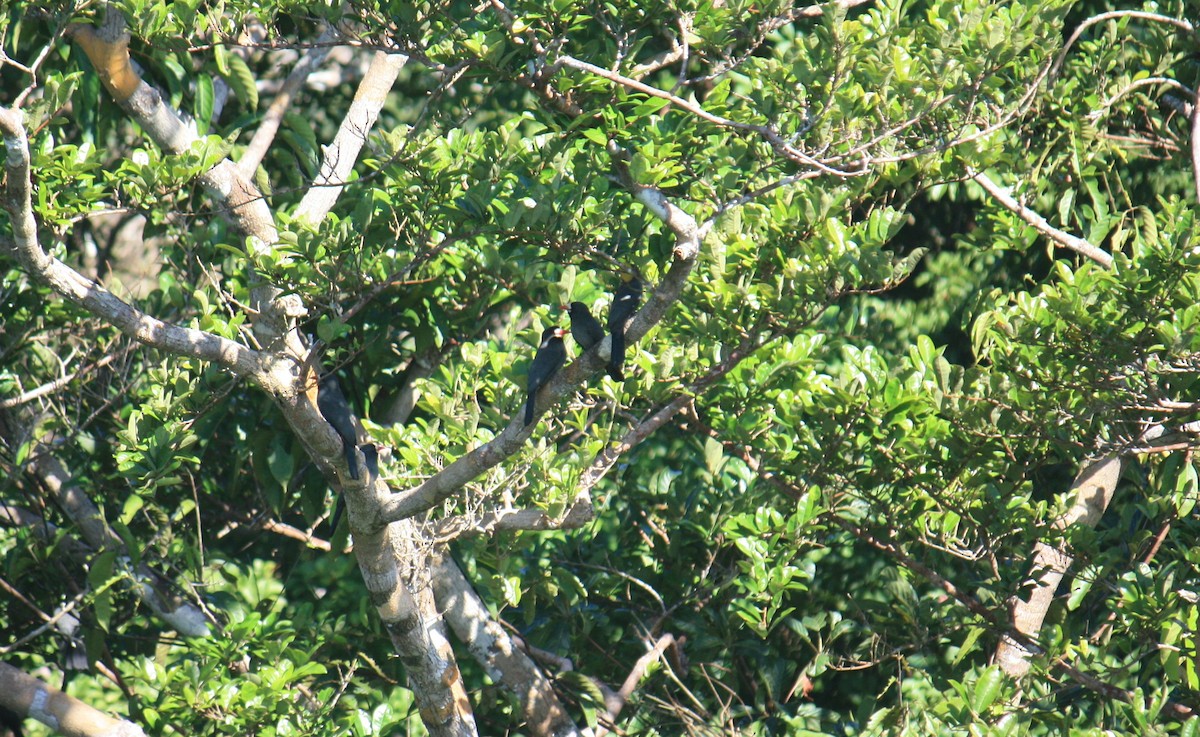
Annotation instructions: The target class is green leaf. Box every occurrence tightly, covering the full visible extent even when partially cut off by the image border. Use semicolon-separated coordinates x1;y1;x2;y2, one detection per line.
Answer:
703;436;724;475
971;667;1005;713
194;74;214;133
581;128;608;146
223;53;259;112
952;627;986;666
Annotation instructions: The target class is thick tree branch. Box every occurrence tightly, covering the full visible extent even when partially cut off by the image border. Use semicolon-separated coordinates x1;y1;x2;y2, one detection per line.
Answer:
294;50;408;226
267;393;476;734
364;526;477;736
0;661;146;737
67;15;280;252
1191;94;1200;205
431;555;582;737
973;172;1114;268
67;10;310;366
994;456;1122;678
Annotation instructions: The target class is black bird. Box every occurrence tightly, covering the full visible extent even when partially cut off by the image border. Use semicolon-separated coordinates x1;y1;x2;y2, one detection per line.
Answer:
317;374;360;480
360;443;380;485
329;443;380;535
568;301;604;350
607;272;643;380
524;326;567;426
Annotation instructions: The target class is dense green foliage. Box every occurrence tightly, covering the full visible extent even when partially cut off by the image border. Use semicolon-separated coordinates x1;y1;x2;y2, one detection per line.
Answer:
3;0;1200;734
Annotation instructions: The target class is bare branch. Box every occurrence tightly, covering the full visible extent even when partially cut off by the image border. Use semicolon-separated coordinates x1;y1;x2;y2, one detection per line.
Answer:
1192;93;1200;205
0;107;268;381
595;634;677;736
1087;76;1194;121
432;501;594;541
0;351;122;409
239;24;342;177
631;45;684;80
260;518;335;552
556;54;862;177
972;172;1114;268
1053;11;1195;80
0;661;147;737
294;50;408;226
577;395;693;498
431;555;582;737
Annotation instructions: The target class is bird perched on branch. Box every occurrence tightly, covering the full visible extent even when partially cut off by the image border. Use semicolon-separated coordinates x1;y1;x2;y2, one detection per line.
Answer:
360;443;380;489
329;443;380;536
607;271;643;381
570;301;622;380
524;326;566;426
317;374;360;480
568;301;604;350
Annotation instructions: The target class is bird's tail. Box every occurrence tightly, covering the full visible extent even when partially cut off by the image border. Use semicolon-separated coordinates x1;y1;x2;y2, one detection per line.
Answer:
329;494;346;534
343;443;360;480
524;394;536;425
608;328;625;380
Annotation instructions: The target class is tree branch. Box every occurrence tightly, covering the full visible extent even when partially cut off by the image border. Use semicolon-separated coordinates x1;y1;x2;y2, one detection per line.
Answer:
1088;76;1194;122
595;634;677;737
994;456;1122;678
0;406;214;637
1052;11;1194;80
431;555;581;737
556;54;862;177
972;171;1114;268
0;107;269;381
0;351;121;409
239;24;341;177
1191;92;1200;205
67;14;280;252
0;661;146;737
377;159;707;527
294;49;408;226
431;501;594;541
738;446;1193;718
